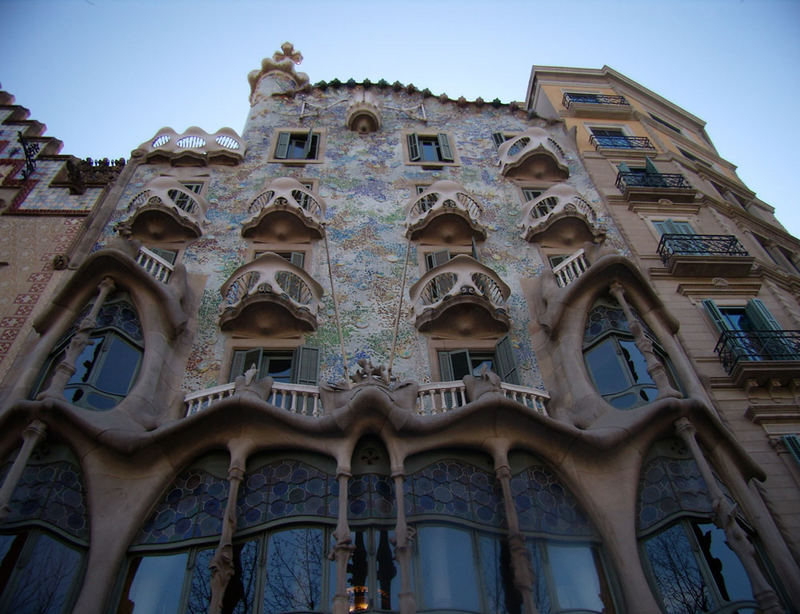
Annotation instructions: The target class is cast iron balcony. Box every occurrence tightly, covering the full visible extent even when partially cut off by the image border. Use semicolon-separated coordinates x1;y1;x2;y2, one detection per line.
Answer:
242;177;326;242
562;93;632;118
519;184;601;244
657;234;754;277
405;180;486;243
615;171;696;203
409;255;510;336
125;177;209;241
590;135;655;151
219;252;323;336
714;330;800;387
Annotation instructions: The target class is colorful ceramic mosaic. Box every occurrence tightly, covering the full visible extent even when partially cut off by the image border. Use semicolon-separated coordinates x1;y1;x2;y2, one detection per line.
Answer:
1;451;88;542
405;459;504;526
237;459;337;529
134;467;228;545
510;465;594;537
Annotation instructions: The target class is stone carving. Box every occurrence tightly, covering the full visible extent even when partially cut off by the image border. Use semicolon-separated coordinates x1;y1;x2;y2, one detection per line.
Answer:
233;365;273;401
463;365;502;402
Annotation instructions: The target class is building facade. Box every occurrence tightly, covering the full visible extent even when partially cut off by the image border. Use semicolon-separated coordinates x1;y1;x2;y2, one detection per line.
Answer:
0;45;798;613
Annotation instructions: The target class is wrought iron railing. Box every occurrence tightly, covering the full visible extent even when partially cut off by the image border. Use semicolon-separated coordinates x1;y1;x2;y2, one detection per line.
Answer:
563;93;629;108
590;135;655;150
657;234;749;265
616;172;692;191
714;330;800;374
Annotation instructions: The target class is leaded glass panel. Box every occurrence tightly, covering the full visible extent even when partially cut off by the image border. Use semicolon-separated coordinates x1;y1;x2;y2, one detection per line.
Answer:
348;474;395;520
638;455;712;531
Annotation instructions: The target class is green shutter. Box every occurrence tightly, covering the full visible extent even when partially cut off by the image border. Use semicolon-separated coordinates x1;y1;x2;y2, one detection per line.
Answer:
275;132;290;159
290;251;305;268
492;132;507;147
745;299;782;331
293;345;319;385
230;349;262;382
702;299;729;332
426;249;451;270
644;157;659;174
494;335;519;384
783;435;800;466
302;128;314;159
408;133;420;161
438;351;454;381
437;133;453;161
617;162;632;173
471;237;480;261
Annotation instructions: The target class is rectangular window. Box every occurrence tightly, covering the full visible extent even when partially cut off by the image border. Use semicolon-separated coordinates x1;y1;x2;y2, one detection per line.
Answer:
648;113;681;134
407;133;455;165
491;132;509;147
438;336;519;384
521;188;543;202
229;346;319;384
653;219;696;236
677;147;711;168
273;129;320;161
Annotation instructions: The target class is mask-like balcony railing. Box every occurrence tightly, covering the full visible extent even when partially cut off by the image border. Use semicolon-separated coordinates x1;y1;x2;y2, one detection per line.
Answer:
134;127;245;165
519;184;600;243
615;171;696;203
552;249;589;288
497;127;569;180
126;177;208;241
714;330;800;387
590;135;655;151
135;246;174;283
657;234;754;277
242;177;326;241
405;180;487;243
409;255;510;335
562;93;632;118
219;253;323;336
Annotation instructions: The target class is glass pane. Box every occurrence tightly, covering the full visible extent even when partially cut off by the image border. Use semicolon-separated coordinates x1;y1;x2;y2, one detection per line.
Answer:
418;526;479;611
68;336;103;385
419;138;440;162
470;354;495;377
121;552;188;614
479;534;520;614
95;334;140;395
2;532;82;614
527;541;552;614
644;524;715;614
374;529;398;611
584;340;630;394
264;528;323;612
694;523;754;604
449;351;471;381
348;530;370;612
186;547;214;614
547;543;605;612
618;340;654;386
264;355;293;383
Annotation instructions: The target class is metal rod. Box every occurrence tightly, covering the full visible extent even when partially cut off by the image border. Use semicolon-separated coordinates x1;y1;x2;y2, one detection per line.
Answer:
323;225;350;387
388;235;412;379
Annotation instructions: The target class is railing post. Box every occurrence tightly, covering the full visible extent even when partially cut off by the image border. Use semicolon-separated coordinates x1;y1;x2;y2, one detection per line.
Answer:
674;418;783;614
37;277;116;401
609;282;681;400
0;420;47;522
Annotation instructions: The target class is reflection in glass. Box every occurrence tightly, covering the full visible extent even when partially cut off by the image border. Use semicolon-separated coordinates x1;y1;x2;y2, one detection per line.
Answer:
348;531;369;611
644;523;713;614
694;523;753;604
479;534;520;614
0;532;82;614
121;552;188;614
547;543;604;612
185;541;258;614
264;528;323;612
418;526;479;611
375;529;398;610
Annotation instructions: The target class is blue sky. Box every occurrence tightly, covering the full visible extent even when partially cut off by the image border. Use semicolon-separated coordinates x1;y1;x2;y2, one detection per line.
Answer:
2;0;800;236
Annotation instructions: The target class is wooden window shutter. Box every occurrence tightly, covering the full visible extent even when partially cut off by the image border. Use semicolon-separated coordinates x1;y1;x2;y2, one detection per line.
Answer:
437;133;453;162
492;132;507;147
783;434;800;466
702;299;729;332
438;351;455;382
644;157;660;174
494;335;519;384
408;133;421;161
617;162;632;173
230;348;262;382
275;132;290;159
302;128;314;158
745;299;782;331
290;251;305;268
293;345;320;385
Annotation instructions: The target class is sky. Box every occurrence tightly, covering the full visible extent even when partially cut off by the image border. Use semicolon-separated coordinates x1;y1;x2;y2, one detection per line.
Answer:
2;0;800;236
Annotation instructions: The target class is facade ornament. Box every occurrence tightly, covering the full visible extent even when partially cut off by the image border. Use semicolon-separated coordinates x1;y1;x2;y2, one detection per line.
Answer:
674;418;783;614
248;42;310;100
463;365;502;402
208;464;245;614
233;365;273;401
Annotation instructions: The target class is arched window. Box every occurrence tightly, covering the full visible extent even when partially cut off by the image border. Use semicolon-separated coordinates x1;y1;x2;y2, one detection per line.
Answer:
117;452;339;614
509;451;617;614
0;443;88;613
583;297;675;410
35;293;144;411
637;440;762;614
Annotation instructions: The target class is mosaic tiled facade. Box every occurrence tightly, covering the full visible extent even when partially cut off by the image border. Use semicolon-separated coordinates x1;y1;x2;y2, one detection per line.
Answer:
0;47;799;614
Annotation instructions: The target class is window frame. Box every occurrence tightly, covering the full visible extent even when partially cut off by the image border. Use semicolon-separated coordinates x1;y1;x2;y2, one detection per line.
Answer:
435;335;519;385
226;344;319;385
268;128;325;164
403;131;459;167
